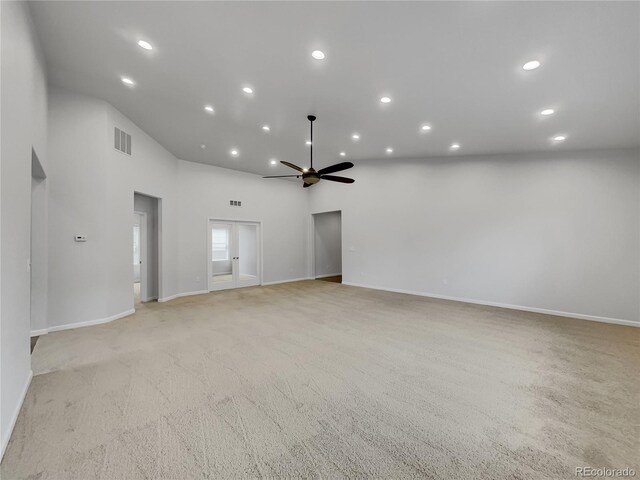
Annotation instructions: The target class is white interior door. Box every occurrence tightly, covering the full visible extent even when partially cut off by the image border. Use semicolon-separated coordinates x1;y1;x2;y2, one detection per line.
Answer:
208;220;260;291
134;211;148;303
236;223;260;288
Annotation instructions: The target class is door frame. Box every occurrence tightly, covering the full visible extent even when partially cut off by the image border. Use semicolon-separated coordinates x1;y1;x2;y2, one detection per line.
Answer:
134;211;148;302
310;210;343;279
207;217;263;291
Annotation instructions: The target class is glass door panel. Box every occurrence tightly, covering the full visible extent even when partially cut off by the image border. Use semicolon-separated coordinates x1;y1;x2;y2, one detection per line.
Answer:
209;222;234;290
237;223;260;287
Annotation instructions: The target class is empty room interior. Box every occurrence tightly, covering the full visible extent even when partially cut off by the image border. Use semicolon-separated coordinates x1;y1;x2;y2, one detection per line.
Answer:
1;1;639;479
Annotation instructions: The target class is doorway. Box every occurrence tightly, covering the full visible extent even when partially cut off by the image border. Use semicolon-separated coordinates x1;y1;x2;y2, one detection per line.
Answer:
208;220;261;291
313;211;342;283
30;148;47;349
133;192;160;305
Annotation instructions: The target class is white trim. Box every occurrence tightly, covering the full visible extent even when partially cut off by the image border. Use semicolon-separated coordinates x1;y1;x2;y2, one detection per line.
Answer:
1;370;33;461
315;273;342;279
158;290;209;303
47;308;135;333
343;282;639;328
261;277;313;286
30;328;48;337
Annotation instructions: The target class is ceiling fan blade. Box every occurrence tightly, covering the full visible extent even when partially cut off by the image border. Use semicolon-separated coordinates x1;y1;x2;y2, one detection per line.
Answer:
321;175;355;184
281;161;304;172
262;175;300;178
303;182;315;188
317;162;354;175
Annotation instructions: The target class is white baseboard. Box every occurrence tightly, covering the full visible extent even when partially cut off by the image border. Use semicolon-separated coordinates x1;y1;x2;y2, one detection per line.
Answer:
261;277;313;286
314;273;342;279
47;308;135;333
1;369;33;461
343;282;639;328
30;328;48;337
158;290;208;303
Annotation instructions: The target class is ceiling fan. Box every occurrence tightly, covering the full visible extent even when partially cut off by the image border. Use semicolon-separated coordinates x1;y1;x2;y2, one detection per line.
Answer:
263;115;355;188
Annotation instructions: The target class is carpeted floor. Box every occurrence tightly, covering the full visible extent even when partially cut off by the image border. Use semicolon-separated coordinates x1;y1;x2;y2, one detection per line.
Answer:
2;281;638;479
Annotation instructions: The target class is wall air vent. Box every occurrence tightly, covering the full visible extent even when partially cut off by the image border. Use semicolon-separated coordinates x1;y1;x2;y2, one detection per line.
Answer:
114;127;132;155
230;200;242;207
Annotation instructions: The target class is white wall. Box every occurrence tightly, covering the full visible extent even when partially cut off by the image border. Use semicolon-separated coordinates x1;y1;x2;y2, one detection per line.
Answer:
105;103;180;313
46;88;309;328
178;161;308;293
0;0;48;458
310;149;640;324
314;211;342;277
47;89;111;329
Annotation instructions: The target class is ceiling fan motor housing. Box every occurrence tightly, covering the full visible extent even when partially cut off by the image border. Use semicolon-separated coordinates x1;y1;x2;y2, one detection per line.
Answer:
303;168;320;184
262;115;354;186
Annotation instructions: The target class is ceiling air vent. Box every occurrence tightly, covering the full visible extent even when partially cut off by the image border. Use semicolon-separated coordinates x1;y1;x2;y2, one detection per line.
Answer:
114;127;132;155
229;200;242;207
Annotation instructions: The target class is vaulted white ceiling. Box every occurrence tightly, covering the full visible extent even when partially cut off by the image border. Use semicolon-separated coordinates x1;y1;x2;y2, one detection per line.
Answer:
30;1;639;175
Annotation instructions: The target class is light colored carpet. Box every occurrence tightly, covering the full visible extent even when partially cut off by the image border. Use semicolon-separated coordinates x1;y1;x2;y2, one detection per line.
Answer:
2;281;638;479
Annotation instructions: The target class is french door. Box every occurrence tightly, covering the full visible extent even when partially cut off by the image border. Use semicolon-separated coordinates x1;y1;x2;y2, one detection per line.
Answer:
208;220;261;291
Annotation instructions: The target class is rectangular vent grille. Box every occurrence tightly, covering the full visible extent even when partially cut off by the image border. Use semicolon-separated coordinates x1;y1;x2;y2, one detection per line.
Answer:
114;127;132;155
229;200;242;207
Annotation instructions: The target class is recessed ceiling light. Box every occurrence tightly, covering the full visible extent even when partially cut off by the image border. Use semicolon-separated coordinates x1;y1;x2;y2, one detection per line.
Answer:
552;135;566;142
306;140;312;146
262;125;270;132
380;96;391;104
450;143;460;150
242;86;253;94
522;60;541;71
352;133;360;141
200;144;206;149
421;124;432;132
121;77;135;86
230;149;239;156
311;50;325;60
540;108;555;116
270;159;277;165
386;147;393;154
339;151;346;157
204;105;214;113
137;40;153;50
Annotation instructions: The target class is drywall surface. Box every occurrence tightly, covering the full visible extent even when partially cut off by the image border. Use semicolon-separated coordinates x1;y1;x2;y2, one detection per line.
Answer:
105;103;180;312
0;0;48;458
47;89;111;329
177;161;308;292
314;211;342;277
310;149;640;323
46;88;309;329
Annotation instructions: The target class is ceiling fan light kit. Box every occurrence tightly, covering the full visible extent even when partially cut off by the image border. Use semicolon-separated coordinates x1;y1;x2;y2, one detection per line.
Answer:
263;115;355;188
